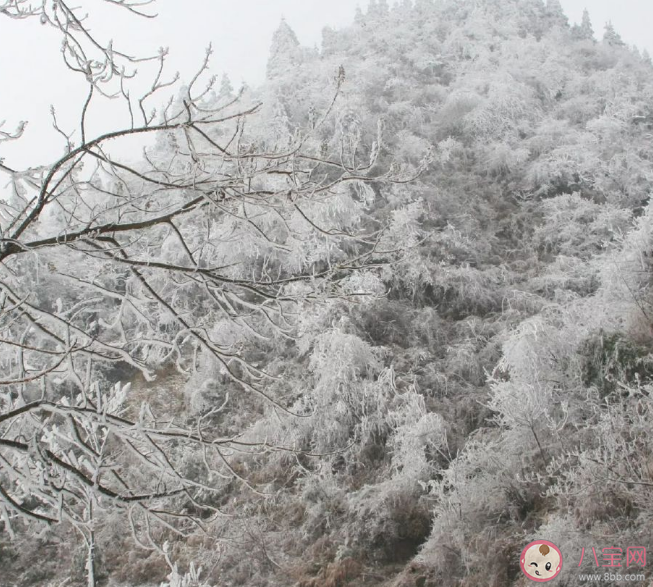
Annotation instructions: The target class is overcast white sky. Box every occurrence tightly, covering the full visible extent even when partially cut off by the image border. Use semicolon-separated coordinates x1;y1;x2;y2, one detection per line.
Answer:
1;0;652;168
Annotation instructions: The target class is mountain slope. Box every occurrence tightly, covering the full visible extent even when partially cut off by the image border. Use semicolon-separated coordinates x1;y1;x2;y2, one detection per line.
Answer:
4;2;653;586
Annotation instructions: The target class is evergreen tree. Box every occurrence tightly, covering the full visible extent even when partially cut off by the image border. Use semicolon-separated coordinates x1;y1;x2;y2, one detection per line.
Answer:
354;4;365;26
603;21;625;46
266;18;302;78
321;25;339;55
217;74;234;101
544;0;568;29
572;8;594;41
367;0;389;23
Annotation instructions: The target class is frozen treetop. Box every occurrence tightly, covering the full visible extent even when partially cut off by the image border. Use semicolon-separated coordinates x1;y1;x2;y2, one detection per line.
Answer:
603;21;625;46
267;18;302;78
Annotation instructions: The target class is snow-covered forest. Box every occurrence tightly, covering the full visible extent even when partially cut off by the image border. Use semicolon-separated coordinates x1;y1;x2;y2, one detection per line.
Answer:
2;0;653;585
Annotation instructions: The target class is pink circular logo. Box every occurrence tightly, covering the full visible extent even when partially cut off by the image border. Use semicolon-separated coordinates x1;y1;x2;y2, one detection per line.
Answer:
520;540;563;582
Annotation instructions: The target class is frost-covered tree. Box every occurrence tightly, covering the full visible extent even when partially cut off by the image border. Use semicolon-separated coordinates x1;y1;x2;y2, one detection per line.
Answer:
0;2;421;583
603;21;625;46
368;0;390;19
266;18;304;79
4;0;653;585
217;74;234;102
572;8;594;40
544;0;568;29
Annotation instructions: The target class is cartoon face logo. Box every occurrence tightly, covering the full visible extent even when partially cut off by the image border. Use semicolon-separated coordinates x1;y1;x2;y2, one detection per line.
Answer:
520;540;563;582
